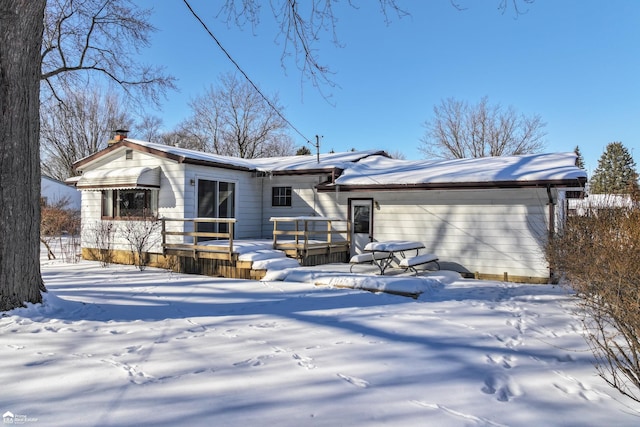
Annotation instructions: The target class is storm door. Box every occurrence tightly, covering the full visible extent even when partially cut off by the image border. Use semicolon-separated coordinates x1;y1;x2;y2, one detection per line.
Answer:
349;198;374;254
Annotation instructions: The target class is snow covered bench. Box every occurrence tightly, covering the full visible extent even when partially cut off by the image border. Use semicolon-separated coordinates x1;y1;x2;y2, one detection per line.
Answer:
349;252;390;273
398;253;439;275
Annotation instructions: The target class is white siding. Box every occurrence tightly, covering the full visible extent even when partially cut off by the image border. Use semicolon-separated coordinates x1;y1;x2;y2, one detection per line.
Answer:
320;187;553;279
78;146;557;279
79;150;186;253
182;164;262;239
260;175;337;238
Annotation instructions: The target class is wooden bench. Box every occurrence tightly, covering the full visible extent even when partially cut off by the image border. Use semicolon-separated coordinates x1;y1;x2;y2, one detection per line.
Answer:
349;252;390;273
399;253;439;275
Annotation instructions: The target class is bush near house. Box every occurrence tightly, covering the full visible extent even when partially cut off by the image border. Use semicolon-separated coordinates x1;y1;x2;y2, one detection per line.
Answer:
40;196;81;262
547;194;640;402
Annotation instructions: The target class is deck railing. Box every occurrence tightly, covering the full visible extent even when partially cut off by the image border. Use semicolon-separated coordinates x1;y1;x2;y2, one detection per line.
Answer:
270;216;350;257
161;217;236;259
160;216;351;263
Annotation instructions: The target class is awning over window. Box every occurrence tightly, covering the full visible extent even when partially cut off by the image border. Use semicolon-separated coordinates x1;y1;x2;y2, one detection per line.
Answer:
76;167;161;190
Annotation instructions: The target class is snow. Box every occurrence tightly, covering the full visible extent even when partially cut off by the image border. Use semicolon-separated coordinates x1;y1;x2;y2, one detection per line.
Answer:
335;152;587;185
103;140;587;187
363;240;425;252
1;245;639;426
125;139;382;173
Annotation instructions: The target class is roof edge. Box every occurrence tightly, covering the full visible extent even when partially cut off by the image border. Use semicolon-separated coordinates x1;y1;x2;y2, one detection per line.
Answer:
317;177;587;192
73;139;186;170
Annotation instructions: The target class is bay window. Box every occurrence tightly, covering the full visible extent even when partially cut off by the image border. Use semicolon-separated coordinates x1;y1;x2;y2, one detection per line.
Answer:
101;189;158;219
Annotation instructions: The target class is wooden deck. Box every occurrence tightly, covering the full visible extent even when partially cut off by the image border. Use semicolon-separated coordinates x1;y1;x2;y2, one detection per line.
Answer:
159;216;351;277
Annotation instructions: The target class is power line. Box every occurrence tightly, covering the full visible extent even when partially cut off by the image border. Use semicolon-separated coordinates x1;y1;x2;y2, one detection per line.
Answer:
182;0;312;144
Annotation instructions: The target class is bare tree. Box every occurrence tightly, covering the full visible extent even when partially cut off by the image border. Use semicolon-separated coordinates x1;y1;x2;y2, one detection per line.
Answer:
40;86;134;181
41;0;175;105
214;1;532;95
0;0;47;311
419;96;547;159
158;128;209;151
215;1;407;94
451;0;536;16
184;73;295;158
132;115;165;143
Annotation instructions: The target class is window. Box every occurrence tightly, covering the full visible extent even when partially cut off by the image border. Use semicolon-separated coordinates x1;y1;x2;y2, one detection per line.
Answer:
272;186;292;207
101;189;158;219
353;205;371;234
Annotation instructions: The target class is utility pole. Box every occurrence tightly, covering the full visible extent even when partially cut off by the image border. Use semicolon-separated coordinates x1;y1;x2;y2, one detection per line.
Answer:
315;135;322;163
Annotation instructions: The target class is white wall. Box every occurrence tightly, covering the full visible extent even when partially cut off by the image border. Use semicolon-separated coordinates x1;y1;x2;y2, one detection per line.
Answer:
79;148;185;253
79;147;265;254
318;186;553;279
260;174;339;238
183;164;262;239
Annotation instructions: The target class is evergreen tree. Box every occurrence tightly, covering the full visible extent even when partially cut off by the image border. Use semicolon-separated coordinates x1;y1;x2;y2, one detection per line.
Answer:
574;145;586;169
296;146;312;155
589;142;639;194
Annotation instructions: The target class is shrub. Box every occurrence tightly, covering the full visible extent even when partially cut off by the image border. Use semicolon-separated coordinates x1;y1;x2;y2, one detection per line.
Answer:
85;221;117;267
120;214;161;271
547;195;640;402
40;197;81;262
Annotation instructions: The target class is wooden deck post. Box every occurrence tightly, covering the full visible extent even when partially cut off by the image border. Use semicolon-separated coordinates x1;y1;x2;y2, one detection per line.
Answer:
161;218;166;255
228;221;234;260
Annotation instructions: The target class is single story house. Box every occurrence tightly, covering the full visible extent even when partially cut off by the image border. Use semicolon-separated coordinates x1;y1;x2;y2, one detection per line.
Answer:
70;137;587;283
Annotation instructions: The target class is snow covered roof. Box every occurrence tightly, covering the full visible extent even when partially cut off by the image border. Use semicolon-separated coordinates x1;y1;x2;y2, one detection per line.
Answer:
98;139;385;174
331;152;587;188
73;139;586;189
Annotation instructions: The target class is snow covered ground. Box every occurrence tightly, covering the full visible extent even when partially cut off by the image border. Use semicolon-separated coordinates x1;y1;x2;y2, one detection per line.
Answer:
1;247;639;426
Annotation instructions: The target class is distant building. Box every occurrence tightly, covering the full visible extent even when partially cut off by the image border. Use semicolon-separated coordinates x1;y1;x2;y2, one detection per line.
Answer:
41;175;81;210
568;193;634;216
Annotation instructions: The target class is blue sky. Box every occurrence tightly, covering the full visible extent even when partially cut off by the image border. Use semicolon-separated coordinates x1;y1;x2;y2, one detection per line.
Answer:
137;0;639;175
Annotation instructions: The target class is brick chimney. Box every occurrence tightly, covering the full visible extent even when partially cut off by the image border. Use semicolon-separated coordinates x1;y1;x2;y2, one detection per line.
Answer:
108;129;129;145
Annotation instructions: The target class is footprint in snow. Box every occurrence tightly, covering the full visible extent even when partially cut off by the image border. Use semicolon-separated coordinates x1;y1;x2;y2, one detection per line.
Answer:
7;344;25;350
337;373;370;388
233;354;274;368
552;370;611;402
101;359;156;385
486;354;515;369
482;372;522;402
292;353;316;370
410;401;508;426
249;322;279;329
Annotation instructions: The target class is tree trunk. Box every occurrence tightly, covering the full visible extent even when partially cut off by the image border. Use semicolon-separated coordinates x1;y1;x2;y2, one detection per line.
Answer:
0;0;47;311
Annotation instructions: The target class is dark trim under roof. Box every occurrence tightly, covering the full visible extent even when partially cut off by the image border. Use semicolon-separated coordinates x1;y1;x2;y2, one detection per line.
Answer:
317;177;587;192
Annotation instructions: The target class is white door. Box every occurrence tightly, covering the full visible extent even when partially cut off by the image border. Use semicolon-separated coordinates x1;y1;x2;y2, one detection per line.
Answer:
350;199;373;254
